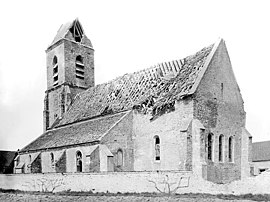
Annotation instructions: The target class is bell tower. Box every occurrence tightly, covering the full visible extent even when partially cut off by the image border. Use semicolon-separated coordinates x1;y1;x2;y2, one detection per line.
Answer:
43;19;94;131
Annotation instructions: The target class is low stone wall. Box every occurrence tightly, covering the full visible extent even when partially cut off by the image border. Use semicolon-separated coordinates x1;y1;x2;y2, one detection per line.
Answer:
3;170;270;195
0;171;225;194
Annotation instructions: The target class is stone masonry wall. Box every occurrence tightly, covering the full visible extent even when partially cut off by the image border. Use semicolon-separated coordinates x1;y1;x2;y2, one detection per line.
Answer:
0;171;196;194
64;40;94;89
46;42;65;89
89;147;100;172
30;153;42;173
18;144;103;174
133;99;193;171
17;152;40;174
100;112;134;171
3;171;270;195
44;38;94;130
42;149;66;173
194;40;246;183
55;151;66;173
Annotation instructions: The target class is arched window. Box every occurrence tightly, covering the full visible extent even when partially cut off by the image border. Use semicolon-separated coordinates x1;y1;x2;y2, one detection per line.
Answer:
75;55;85;80
154;136;160;161
228;136;234;162
52;56;58;86
76;151;82;172
218;135;224;162
116;149;123;167
50;153;54;167
29;154;32;162
207;133;213;161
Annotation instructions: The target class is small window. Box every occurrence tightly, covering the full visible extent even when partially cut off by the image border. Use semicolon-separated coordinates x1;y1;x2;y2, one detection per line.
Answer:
218;135;224;162
76;151;82;172
228;136;234;162
154;136;160;161
116;149;123;167
75;55;85;80
50;153;54;167
61;93;65;115
53;56;58;86
207;133;213;161
29;154;32;162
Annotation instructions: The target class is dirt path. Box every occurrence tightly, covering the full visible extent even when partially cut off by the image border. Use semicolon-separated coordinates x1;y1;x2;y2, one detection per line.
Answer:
0;192;256;202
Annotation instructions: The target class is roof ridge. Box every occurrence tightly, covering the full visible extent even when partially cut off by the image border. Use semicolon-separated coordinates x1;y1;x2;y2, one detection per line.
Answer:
57;42;215;126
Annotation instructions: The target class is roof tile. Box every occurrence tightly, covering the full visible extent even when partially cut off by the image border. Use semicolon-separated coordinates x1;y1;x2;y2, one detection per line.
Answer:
57;44;214;126
21;112;127;152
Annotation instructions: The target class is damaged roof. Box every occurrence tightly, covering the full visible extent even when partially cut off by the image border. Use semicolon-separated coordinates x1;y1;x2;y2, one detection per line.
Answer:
21;111;128;152
48;19;93;50
252;141;270;162
55;39;220;127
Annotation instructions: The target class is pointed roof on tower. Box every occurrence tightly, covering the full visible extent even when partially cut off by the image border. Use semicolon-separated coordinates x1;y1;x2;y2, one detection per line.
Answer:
47;18;93;51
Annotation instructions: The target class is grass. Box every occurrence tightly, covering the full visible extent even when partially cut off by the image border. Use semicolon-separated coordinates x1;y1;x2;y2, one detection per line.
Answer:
1;188;270;201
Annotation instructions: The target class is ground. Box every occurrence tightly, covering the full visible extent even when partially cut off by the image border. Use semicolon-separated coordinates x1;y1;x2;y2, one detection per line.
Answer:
0;192;269;202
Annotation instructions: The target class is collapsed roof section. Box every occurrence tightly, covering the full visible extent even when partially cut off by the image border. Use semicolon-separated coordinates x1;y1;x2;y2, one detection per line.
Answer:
47;19;93;50
55;41;218;128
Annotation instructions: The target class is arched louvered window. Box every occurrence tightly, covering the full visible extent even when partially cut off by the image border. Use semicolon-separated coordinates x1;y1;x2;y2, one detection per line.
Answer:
218;135;224;162
228;136;234;162
207;133;213;161
76;151;82;172
116;149;123;167
154;136;160;161
53;56;58;86
75;55;85;80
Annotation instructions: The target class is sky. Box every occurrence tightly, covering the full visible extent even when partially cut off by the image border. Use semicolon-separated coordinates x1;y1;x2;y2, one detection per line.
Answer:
0;0;269;150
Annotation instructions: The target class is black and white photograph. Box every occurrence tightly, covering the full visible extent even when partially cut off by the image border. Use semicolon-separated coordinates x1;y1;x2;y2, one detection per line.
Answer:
0;0;270;201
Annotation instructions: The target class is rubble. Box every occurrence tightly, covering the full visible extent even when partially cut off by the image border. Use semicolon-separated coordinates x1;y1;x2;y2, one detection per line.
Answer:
56;44;213;127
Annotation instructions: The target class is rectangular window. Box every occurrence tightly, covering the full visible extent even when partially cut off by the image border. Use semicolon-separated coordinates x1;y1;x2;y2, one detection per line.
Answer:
228;137;233;162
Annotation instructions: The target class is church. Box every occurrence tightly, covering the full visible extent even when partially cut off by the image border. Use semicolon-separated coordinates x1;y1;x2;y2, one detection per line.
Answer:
14;19;252;183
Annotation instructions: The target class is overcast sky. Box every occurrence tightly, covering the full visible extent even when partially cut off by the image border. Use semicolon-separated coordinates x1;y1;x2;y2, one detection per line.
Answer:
0;0;269;150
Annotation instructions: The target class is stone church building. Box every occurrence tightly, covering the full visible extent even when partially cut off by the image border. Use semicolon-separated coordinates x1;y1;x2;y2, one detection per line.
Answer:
14;19;252;183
